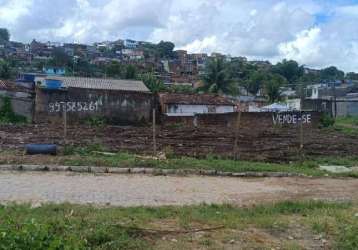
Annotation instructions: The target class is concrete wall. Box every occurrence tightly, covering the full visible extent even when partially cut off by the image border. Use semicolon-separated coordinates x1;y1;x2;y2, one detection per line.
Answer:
34;87;153;125
336;101;358;117
166;104;235;116
0;91;34;121
163;112;322;131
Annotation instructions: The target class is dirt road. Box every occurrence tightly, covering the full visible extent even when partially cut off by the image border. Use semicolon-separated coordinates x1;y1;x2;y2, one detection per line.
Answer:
0;171;357;207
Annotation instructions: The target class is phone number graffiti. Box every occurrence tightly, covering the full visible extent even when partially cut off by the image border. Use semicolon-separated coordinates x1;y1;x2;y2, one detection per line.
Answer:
48;101;102;113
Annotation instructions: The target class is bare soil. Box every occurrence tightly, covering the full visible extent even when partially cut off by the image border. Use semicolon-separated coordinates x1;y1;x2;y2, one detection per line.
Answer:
1;124;357;162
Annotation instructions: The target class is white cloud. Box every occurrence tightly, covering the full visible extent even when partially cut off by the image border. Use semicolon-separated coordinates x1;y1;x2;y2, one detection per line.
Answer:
1;0;358;71
0;0;33;25
181;36;219;54
278;27;322;66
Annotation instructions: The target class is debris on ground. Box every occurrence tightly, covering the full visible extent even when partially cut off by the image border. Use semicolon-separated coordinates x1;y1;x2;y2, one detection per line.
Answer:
319;165;352;173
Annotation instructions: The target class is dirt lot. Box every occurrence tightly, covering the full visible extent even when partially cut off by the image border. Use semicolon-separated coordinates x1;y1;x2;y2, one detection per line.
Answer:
0;171;357;206
1;124;357;162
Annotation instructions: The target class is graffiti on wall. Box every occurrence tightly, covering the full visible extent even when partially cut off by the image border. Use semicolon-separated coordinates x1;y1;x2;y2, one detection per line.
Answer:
272;113;312;125
49;101;102;113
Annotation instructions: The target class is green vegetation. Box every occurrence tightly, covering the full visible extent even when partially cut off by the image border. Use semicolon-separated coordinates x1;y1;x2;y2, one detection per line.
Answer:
272;59;304;84
62;153;358;177
0;59;11;79
0;201;357;249
332;116;358;136
320;113;335;128
199;57;237;95
2;145;357;177
141;73;167;93
265;73;288;103
0;28;10;42
84;116;106;127
0;96;27;124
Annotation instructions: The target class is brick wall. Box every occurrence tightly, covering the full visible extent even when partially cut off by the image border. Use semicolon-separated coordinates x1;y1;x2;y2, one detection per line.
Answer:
162;112;323;132
34;87;154;125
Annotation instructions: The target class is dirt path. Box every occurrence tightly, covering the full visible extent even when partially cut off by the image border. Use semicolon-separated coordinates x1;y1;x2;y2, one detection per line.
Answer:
1;171;357;207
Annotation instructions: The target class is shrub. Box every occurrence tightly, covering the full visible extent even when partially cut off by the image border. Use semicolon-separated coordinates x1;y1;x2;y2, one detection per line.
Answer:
0;96;27;124
0;218;85;250
320;113;335;128
84;116;106;127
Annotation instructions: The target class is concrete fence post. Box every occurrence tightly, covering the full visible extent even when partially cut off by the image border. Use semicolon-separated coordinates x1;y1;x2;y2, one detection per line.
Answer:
153;108;157;155
233;111;242;160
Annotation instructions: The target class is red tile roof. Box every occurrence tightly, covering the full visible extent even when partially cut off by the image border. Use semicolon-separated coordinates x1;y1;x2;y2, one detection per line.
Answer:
0;80;32;92
158;93;235;106
0;80;16;90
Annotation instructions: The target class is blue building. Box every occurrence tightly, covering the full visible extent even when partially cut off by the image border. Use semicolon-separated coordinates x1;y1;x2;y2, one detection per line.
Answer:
43;66;66;76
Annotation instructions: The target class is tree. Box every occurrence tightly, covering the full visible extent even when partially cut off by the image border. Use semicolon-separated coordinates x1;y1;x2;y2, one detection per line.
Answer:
124;64;137;79
272;59;304;84
297;72;320;84
0;28;10;42
0;60;11;79
157;41;175;59
265;74;287;103
346;72;358;81
242;70;268;96
48;47;71;67
141;73;166;93
106;61;122;78
199;58;236;95
320;66;344;81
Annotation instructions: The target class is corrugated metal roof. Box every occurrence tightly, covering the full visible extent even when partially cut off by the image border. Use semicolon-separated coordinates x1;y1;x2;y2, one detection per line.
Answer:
159;93;235;106
37;76;150;92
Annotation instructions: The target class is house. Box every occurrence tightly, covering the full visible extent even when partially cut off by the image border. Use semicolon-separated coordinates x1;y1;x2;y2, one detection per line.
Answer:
43;66;66;76
305;84;357;100
235;96;267;112
158;93;236;117
30;39;53;58
34;76;153;125
122;49;144;60
260;103;291;112
124;39;139;49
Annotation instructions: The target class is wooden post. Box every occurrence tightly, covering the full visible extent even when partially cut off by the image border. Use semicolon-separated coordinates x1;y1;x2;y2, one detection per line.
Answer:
233;111;242;160
152;108;157;155
63;105;67;144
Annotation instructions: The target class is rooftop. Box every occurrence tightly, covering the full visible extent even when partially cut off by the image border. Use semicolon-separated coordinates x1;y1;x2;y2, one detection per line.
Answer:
159;93;235;106
37;76;150;92
0;80;31;92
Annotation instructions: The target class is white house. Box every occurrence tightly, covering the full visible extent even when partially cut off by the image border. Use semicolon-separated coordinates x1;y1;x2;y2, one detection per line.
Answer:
159;93;236;116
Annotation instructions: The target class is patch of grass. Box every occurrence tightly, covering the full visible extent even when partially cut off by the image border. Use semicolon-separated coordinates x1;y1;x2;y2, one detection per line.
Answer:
64;148;358;177
63;143;108;156
0;201;356;250
332;116;358;136
2;146;358;177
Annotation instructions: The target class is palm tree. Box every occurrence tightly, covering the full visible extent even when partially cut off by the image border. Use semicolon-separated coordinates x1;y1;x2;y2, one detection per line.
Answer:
199;58;236;95
265;74;287;103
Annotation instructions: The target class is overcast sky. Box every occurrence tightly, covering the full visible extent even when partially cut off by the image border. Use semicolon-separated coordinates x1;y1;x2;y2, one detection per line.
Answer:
1;0;358;72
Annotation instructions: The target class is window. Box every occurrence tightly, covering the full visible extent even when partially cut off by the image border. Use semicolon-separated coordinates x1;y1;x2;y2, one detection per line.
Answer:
208;106;216;113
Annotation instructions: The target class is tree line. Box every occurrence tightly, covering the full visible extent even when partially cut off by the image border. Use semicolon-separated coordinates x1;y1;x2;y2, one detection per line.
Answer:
200;57;356;103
